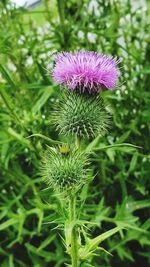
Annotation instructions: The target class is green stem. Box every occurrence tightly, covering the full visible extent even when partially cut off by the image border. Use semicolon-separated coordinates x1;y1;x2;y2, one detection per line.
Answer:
119;175;128;199
57;0;65;27
69;195;78;267
75;135;80;150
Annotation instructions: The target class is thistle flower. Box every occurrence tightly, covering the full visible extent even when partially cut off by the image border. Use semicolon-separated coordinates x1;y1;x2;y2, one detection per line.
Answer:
52;51;120;93
42;147;89;193
54;91;110;139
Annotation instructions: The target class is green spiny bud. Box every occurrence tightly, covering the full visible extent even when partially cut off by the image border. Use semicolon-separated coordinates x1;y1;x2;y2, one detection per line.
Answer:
42;147;89;193
53;91;110;139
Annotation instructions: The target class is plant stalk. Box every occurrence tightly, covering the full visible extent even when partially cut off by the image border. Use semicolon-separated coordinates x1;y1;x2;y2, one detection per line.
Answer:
69;195;78;267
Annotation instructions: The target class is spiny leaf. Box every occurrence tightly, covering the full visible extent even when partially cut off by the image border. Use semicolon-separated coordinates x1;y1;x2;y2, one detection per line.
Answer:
0;218;18;231
87;226;123;251
26;133;64;144
37;233;56;251
0;64;17;89
80;226;123;260
93;143;142;152
32;86;53;114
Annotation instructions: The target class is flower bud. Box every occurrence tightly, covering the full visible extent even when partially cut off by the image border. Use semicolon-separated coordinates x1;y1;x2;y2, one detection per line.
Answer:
54;91;110;139
42;147;89;193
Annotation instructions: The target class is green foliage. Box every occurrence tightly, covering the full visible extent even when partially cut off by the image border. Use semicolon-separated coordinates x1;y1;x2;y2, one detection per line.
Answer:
54;91;110;139
0;0;149;267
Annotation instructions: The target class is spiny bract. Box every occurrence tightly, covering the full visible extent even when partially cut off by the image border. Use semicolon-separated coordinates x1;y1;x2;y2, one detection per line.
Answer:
54;91;110;139
42;147;89;193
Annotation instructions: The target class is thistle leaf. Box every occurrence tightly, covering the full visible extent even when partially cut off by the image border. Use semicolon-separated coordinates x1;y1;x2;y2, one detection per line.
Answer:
87;226;123;251
80;226;123;260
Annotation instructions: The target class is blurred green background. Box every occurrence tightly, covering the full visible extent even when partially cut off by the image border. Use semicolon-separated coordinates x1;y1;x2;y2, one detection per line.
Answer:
0;0;150;266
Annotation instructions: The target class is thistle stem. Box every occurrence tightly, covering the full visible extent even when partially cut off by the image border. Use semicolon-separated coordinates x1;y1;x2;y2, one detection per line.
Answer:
69;195;78;267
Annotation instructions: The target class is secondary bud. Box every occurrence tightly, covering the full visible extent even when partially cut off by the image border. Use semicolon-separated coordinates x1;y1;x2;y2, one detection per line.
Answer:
42;147;89;193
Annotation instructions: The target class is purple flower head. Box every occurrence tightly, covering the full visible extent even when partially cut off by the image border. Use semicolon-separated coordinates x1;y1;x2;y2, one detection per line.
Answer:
52;51;120;93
